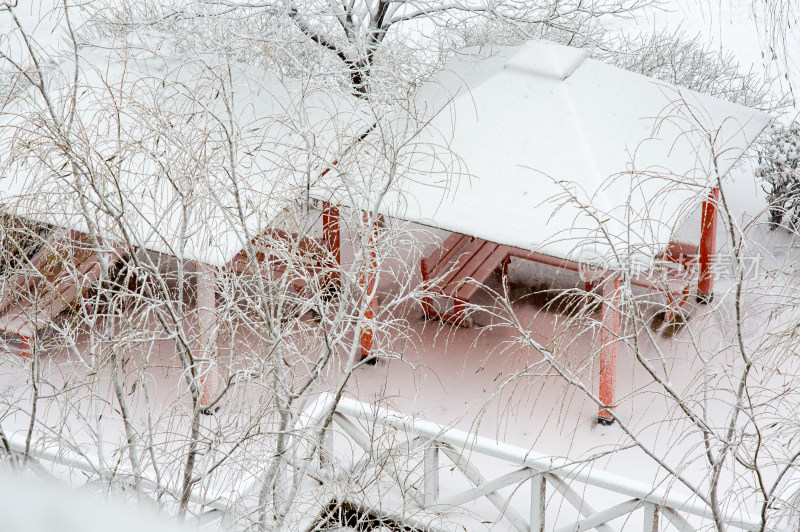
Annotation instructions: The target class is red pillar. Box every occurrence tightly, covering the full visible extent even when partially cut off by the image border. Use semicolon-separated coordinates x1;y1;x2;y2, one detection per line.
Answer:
697;187;719;303
359;213;379;360
585;280;596;308
420;258;434;319
499;256;510;278
196;263;217;410
322;203;341;286
598;275;620;425
19;336;31;357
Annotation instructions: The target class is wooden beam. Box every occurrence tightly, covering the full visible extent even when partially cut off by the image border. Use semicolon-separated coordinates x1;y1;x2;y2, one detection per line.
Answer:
422;232;471;279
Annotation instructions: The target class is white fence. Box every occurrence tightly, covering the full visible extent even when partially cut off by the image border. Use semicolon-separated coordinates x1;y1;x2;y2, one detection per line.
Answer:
296;393;781;532
2;394;794;532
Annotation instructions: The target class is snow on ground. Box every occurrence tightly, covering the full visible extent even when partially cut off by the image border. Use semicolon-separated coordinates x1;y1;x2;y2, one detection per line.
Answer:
333;154;800;528
2;160;792;528
336;2;800;519
0;472;188;532
0;0;85;63
2;0;800;529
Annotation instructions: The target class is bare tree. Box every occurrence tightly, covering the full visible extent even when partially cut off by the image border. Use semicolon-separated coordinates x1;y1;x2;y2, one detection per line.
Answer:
0;2;437;529
84;0;658;97
4;2;799;532
598;28;786;112
442;99;800;532
753;0;799;101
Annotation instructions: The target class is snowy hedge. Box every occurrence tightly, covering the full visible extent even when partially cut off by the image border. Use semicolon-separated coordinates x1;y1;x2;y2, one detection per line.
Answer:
756;122;800;228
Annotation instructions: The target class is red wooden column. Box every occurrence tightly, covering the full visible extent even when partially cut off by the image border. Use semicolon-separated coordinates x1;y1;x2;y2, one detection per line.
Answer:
598;274;620;426
360;213;379;360
697;186;720;303
499;256;511;278
196;263;218;411
584;280;597;308
419;257;434;319
580;265;602;310
322;202;341;286
17;336;32;357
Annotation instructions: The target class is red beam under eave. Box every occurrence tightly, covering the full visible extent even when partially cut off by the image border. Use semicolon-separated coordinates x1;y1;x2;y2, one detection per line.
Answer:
598;275;620;425
697;187;719;303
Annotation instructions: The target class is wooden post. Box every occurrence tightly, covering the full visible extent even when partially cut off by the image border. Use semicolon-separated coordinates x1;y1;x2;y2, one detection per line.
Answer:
420;258;434;319
19;336;31;357
697;186;719;303
360;213;378;360
598;275;620;425
196;263;217;410
585;280;596;309
322;202;341;286
499;256;511;278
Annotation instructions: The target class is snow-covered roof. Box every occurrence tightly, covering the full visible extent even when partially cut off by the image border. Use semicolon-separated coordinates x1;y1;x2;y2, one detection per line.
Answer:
359;40;771;266
0;42;370;266
0;38;770;269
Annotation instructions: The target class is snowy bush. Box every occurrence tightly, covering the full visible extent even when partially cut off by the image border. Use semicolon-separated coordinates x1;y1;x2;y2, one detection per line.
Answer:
756;122;800;228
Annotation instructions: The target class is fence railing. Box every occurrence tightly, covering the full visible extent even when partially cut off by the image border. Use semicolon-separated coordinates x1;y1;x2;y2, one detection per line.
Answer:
294;393;776;532
2;395;793;532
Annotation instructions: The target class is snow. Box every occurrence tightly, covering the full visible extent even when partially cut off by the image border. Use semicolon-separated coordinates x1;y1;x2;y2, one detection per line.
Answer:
0;32;772;269
339;156;795;529
0;1;798;530
0;473;188;532
0;1;74;61
0;40;371;266
505;41;586;80
363;40;771;268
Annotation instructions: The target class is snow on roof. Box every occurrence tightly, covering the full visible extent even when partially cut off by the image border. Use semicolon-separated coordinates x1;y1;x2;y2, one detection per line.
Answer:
0;37;770;268
362;40;771;266
0;41;371;266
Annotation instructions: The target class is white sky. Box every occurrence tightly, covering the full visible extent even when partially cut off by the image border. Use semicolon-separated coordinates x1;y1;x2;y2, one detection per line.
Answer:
603;0;800;118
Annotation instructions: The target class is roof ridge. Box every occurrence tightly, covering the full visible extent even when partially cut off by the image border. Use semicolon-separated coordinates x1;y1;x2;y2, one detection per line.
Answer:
504;40;586;81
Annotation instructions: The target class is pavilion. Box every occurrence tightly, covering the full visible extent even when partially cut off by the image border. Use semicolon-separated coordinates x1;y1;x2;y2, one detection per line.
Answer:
0;43;366;394
317;40;770;424
0;39;770;424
